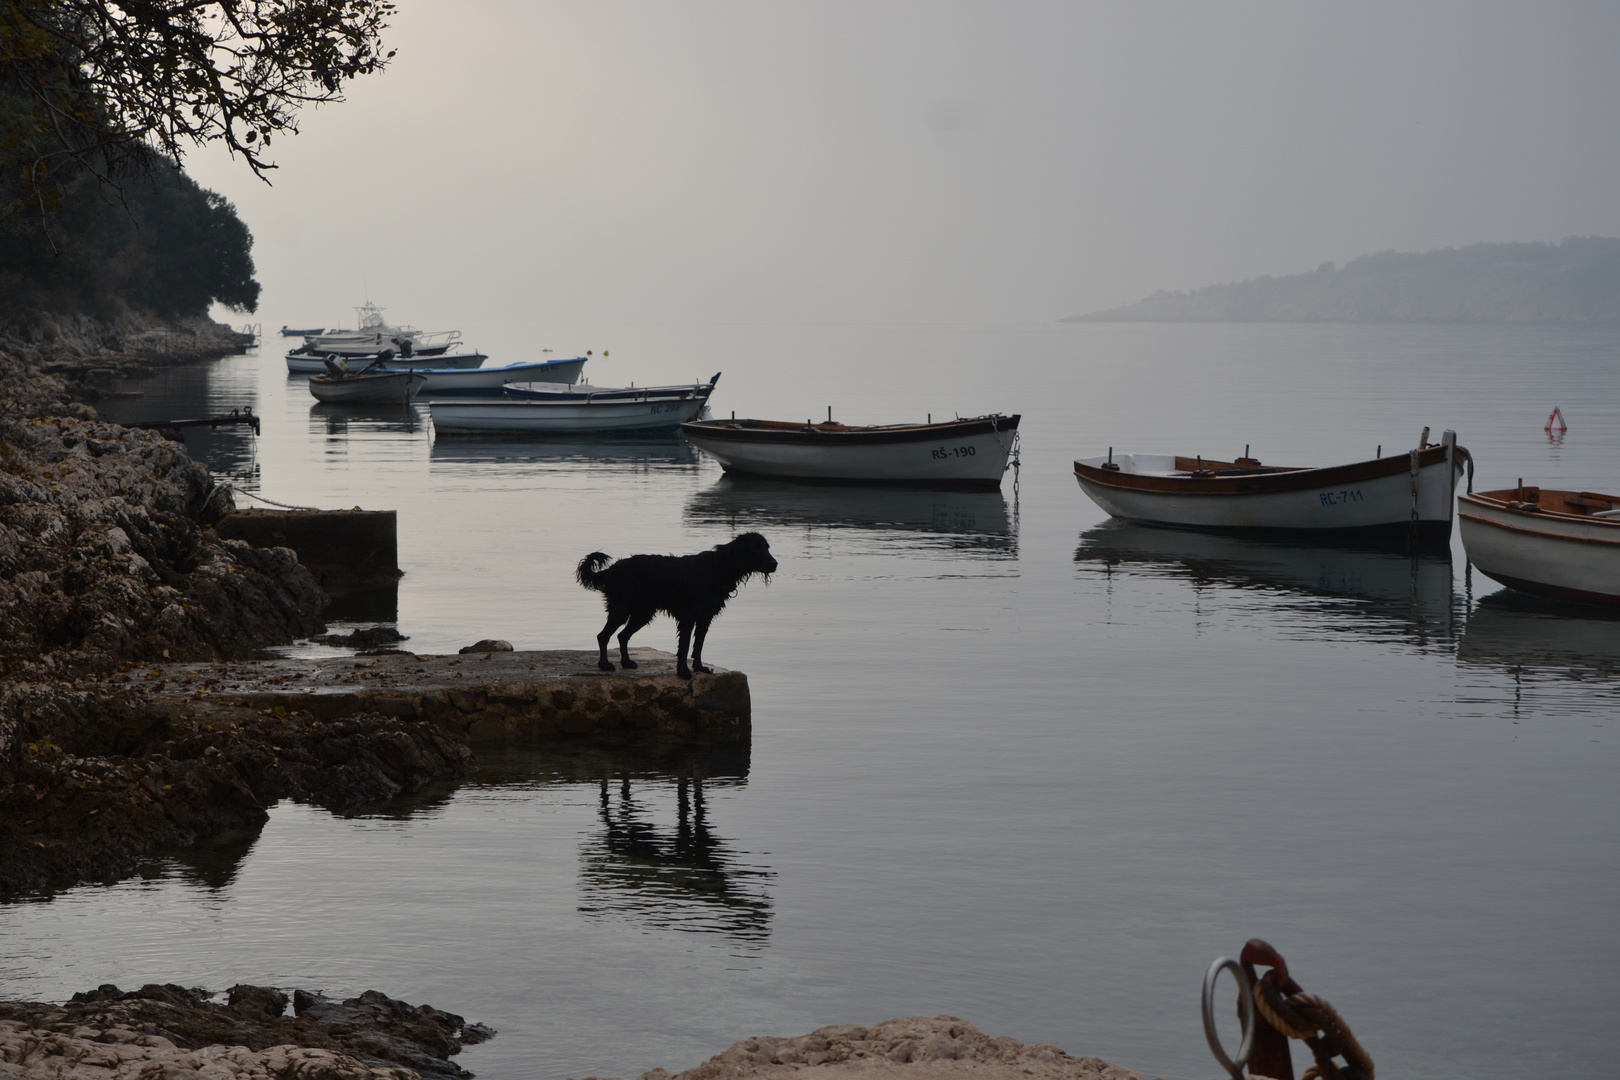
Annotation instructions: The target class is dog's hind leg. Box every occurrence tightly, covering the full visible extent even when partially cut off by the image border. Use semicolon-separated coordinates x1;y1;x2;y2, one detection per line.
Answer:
617;609;654;669
675;618;695;679
596;606;629;671
690;614;716;675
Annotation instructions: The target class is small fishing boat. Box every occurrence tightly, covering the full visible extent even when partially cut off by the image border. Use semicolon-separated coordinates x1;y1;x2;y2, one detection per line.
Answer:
1458;485;1620;606
430;375;719;436
281;325;328;337
285;350;487;374
503;378;697;401
1073;430;1470;544
680;413;1021;490
409;356;587;395
307;368;427;404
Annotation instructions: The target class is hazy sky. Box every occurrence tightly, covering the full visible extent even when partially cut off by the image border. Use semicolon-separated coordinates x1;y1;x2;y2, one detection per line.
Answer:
185;1;1620;326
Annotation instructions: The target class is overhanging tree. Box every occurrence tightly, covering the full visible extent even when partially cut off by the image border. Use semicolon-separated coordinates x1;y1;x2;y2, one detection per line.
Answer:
2;0;394;213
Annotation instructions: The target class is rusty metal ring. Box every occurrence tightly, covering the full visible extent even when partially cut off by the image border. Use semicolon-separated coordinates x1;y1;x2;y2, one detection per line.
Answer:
1202;956;1254;1080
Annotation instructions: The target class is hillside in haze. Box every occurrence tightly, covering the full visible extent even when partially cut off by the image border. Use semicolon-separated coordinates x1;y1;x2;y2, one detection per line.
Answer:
1068;238;1620;324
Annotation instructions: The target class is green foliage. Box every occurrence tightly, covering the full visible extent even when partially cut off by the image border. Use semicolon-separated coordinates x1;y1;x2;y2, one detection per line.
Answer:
0;153;260;317
0;1;386;317
1;0;394;193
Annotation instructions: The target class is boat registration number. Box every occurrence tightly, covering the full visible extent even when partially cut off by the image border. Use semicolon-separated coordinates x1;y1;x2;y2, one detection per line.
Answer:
931;445;977;460
1320;489;1364;506
649;402;687;414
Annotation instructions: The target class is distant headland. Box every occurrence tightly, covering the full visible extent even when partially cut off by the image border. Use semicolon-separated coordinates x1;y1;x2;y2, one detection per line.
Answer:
1067;237;1620;324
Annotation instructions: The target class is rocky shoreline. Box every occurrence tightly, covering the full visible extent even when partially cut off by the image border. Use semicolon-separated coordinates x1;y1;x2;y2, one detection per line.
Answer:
0;982;492;1080
0;325;478;898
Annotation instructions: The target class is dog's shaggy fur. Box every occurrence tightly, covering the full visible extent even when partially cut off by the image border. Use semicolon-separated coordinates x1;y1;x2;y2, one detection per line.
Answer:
576;532;777;678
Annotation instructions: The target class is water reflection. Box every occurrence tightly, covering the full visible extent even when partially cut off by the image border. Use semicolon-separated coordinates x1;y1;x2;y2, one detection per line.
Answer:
323;581;401;623
1461;592;1620;671
96;359;262;485
686;475;1017;559
473;742;771;947
160;828;263;892
427;433;698;475
309;402;427;437
1075;520;1459;647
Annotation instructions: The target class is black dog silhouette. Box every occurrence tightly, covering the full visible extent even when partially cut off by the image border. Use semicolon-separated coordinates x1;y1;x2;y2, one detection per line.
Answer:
576;532;777;679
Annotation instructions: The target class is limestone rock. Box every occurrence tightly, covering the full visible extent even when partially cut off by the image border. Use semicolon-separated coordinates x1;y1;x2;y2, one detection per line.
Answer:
457;640;512;654
602;1017;1151;1080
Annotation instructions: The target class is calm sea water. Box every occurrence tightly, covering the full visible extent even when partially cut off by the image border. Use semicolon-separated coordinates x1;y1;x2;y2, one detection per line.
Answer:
4;322;1618;1080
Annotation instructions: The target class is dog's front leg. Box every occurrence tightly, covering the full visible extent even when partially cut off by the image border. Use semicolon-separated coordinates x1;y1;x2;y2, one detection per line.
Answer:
618;611;652;669
690;614;715;675
675;619;694;679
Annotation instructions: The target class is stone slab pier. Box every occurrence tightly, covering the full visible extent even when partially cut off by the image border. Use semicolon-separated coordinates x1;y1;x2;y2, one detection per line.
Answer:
142;648;750;744
214;509;401;589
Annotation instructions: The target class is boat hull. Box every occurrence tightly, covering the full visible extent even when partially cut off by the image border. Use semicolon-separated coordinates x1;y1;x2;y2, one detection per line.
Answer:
430;394;711;435
308;371;426;404
680;415;1019;490
413;357;586;395
1074;439;1464;542
1459;493;1620;606
286;352;487;374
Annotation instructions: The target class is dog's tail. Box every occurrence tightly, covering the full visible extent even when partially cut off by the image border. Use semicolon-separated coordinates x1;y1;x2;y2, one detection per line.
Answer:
576;551;612;590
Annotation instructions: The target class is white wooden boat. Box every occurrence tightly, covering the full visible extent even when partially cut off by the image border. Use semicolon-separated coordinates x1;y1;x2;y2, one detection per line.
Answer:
1073;430;1470;544
286;350;487;374
430;376;717;436
504;378;704;401
307;369;427;404
1459;486;1620;606
680;414;1020;490
410;356;586;395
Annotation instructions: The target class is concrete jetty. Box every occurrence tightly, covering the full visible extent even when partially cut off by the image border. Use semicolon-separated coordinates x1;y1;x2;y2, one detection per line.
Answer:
214;509;401;589
141;648;750;744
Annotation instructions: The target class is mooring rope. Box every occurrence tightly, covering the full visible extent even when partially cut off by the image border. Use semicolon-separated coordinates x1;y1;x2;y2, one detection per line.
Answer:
1253;988;1376;1080
227;482;321;512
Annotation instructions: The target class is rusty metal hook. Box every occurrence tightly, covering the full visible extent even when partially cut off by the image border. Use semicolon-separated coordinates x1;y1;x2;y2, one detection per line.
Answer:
1203;956;1255;1080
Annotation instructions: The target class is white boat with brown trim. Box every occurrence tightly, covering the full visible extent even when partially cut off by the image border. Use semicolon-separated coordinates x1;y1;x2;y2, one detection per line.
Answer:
680;414;1020;490
1458;485;1620;606
1073;430;1470;544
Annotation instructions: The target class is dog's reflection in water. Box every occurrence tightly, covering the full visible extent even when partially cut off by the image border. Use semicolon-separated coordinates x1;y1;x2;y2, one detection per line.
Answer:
576;532;777;679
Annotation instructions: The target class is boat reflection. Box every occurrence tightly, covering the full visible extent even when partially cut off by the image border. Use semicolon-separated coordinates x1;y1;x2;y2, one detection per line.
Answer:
686;475;1017;560
308;401;426;437
428;432;699;471
1459;590;1620;684
1075;519;1459;645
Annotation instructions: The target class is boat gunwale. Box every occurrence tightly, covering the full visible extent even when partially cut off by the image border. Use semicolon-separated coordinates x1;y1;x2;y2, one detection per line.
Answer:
1458;510;1620;548
1460;489;1620;530
1073;444;1452;495
681;414;1020;447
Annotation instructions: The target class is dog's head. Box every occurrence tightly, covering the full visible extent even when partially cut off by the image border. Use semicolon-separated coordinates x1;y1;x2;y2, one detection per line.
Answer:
721;531;777;580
